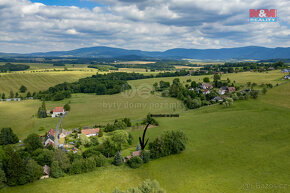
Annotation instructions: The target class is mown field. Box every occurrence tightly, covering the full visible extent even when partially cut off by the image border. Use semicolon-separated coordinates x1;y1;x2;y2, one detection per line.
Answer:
0;70;97;95
1;80;289;193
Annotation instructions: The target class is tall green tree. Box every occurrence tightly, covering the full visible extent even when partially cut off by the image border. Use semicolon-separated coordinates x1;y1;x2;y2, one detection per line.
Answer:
53;150;70;172
38;101;47;118
112;152;123;166
25;159;43;183
3;146;27;186
9;91;14;98
24;133;42;153
0;128;19;145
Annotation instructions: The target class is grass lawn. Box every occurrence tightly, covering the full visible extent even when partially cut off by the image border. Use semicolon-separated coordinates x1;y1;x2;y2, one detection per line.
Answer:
0;81;289;192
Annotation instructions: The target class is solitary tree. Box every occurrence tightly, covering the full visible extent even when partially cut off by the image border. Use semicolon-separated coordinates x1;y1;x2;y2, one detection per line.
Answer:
203;77;210;83
19;85;27;93
112;152;123;166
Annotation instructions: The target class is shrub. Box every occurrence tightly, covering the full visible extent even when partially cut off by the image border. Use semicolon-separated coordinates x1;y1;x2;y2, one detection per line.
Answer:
127;156;143;169
149;130;187;159
112;152;123;166
141;151;150;163
50;161;64;178
69;159;84;174
83;157;96;172
82;146;102;158
93;154;107;167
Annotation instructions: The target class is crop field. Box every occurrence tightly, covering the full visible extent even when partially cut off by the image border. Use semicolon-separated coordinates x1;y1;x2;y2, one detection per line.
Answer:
0;70;96;95
1;80;289;193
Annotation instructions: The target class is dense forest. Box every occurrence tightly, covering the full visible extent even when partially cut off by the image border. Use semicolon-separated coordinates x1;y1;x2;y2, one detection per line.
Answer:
0;63;30;72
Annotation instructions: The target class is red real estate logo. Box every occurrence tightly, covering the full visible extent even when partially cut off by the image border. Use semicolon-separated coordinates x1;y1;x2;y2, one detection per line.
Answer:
249;9;277;22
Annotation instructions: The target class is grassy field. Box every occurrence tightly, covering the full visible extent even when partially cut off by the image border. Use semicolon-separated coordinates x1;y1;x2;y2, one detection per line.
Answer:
0;70;286;140
1;81;289;193
0;70;97;95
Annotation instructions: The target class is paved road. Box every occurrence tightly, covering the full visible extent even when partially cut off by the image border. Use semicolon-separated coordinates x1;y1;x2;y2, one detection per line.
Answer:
54;115;64;149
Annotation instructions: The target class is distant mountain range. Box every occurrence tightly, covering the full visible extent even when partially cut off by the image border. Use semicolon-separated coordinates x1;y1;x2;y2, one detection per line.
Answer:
0;46;290;60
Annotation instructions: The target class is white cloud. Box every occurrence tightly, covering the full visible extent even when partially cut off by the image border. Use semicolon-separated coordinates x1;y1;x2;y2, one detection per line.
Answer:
0;0;289;53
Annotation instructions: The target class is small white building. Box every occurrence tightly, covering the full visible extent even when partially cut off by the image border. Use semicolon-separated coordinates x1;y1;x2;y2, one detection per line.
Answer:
52;107;65;118
81;128;100;137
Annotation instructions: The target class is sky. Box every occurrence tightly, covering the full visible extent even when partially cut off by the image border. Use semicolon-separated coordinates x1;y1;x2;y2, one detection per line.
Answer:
0;0;289;53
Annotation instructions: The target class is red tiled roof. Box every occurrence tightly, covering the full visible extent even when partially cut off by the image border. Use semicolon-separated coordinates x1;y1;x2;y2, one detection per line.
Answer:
48;129;56;136
81;128;100;135
228;87;236;92
131;150;142;157
53;107;64;113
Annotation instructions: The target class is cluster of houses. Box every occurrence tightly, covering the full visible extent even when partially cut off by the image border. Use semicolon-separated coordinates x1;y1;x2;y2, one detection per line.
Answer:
281;69;290;80
0;97;34;102
40;126;100;179
189;83;236;96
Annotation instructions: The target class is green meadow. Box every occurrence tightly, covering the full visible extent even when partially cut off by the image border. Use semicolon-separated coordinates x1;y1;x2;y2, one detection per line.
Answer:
0;78;289;193
0;70;286;140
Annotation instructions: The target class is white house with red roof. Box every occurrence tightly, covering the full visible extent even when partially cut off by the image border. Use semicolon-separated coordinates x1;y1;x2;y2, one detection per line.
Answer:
52;107;65;118
81;128;100;137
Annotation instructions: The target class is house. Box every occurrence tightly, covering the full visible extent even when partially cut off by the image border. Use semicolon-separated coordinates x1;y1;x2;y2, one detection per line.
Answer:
188;88;194;91
59;129;72;138
240;88;251;93
40;165;50;179
284;75;290;79
43;134;55;147
212;96;223;102
47;129;56;137
72;147;78;153
203;89;210;95
227;87;236;93
81;128;100;137
13;98;21;101
219;86;228;95
281;69;290;73
52;107;65;118
200;83;213;90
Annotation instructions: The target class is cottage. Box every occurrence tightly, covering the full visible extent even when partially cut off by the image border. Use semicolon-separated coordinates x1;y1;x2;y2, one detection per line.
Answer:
227;87;236;93
240;88;251;93
219;86;227;95
212;96;223;102
47;128;56;137
281;69;290;73
81;128;100;137
52;107;65;118
284;75;290;79
59;129;72;138
203;89;210;95
40;165;50;179
200;83;213;90
43;134;55;147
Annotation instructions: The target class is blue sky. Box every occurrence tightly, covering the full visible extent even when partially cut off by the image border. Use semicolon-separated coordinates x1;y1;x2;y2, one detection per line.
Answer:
0;0;289;53
30;0;103;9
